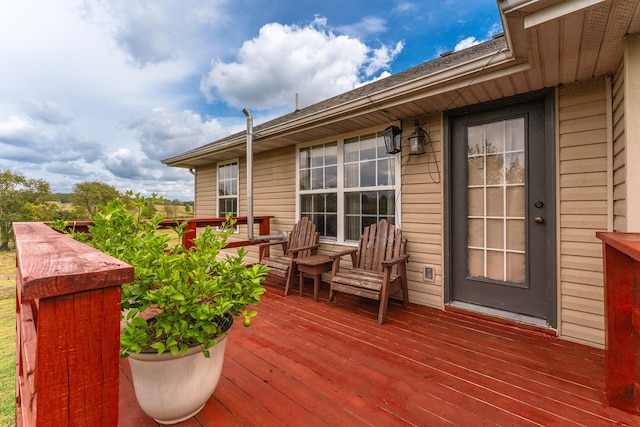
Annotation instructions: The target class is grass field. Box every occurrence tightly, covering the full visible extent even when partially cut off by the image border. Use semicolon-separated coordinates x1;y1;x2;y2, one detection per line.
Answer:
0;251;15;427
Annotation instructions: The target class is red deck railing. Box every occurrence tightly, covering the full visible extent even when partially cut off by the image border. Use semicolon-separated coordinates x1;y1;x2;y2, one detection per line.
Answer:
14;222;134;427
597;231;640;414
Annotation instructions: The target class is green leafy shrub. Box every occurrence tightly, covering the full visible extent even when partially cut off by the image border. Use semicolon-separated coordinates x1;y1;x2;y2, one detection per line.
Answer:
54;194;268;357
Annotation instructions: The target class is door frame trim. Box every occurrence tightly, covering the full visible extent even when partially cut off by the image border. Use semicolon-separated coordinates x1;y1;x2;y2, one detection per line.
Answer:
443;89;557;328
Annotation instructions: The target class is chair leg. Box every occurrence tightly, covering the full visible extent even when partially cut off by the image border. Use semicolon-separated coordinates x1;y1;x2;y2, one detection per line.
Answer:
378;283;390;324
284;267;293;296
329;285;337;303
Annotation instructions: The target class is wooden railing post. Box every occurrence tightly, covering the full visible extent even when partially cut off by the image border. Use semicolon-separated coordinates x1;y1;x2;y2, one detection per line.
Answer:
597;232;640;414
14;222;134;427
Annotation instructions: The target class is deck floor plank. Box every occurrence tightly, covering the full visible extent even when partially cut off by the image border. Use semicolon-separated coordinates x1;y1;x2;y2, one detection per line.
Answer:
118;279;640;426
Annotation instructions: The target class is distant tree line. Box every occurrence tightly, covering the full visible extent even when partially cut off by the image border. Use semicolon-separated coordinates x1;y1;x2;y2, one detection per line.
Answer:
0;169;193;251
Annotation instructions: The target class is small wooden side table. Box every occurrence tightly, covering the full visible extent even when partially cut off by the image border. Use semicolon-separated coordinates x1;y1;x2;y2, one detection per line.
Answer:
294;255;333;301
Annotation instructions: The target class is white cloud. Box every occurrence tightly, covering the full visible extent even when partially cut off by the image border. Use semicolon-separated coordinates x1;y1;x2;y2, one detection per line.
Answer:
337;17;387;39
200;17;403;110
127;108;228;160
454;36;481;52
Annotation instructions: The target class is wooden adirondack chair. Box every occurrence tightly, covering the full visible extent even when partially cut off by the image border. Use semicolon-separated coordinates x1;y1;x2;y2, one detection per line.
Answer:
329;220;409;324
259;216;320;295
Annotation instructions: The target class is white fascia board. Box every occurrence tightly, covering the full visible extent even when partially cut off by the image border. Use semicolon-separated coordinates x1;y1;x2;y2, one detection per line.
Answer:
524;0;605;28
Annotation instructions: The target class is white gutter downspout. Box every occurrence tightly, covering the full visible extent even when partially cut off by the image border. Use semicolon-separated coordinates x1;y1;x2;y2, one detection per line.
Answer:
242;108;287;242
243;108;255;241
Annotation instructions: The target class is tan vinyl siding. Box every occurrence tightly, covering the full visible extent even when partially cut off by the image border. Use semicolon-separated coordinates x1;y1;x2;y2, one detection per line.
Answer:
233;147;297;265
399;114;444;308
612;60;626;231
194;164;217;217
558;79;608;347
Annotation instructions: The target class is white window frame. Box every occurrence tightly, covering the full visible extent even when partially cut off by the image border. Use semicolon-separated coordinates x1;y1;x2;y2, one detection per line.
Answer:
216;159;239;230
296;131;401;245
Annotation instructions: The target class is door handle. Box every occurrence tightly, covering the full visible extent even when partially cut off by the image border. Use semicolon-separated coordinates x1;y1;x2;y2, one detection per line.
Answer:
534;216;544;224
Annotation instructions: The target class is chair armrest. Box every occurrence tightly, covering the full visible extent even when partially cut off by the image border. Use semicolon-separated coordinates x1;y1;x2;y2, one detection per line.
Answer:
329;248;358;272
328;248;358;260
288;243;320;255
381;254;408;267
258;240;288;259
258;240;288;248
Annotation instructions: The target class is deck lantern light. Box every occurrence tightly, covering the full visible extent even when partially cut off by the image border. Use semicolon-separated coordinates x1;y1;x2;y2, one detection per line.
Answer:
408;120;426;155
383;125;402;155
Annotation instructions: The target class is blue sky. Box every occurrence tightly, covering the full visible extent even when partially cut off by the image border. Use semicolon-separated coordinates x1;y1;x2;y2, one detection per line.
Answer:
0;0;501;200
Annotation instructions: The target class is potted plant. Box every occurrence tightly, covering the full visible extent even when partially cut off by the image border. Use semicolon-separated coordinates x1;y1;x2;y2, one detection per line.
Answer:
54;194;268;424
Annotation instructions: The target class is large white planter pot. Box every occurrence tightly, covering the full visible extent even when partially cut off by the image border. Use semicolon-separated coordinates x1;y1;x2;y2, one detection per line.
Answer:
128;334;228;424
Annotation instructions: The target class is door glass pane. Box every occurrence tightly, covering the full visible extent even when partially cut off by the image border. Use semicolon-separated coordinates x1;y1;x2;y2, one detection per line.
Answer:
468;249;484;277
467;118;525;284
486;219;503;249
486;250;504;281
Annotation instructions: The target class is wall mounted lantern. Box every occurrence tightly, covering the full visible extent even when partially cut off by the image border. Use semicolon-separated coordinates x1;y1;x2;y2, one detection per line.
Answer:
383;125;403;154
408;120;426;155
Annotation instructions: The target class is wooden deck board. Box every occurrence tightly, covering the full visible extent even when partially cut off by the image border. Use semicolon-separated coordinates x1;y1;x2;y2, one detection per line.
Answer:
118;278;640;426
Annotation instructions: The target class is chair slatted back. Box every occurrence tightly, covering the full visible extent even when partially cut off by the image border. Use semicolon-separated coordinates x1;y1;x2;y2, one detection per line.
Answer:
355;220;405;275
288;216;317;258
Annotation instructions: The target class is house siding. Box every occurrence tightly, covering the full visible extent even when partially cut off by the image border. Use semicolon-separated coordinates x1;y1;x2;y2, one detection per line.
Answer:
398;114;444;308
557;78;608;347
612;60;626;232
194;164;217;217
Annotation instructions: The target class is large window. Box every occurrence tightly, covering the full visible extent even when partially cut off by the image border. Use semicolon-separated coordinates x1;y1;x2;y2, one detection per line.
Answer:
299;143;338;238
217;160;238;218
298;133;399;243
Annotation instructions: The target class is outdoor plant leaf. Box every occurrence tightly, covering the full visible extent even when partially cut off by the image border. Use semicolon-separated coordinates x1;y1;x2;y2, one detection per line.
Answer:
55;194;269;357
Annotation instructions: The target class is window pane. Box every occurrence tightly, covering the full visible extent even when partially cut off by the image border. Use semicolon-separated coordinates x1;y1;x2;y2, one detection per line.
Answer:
505;118;525;151
486;187;503;216
486;219;504;249
360;136;376;160
326;166;337;188
299;148;310;169
377;159;390;185
506;219;525;251
311;168;323;190
325;143;337;165
468;188;484;217
486;154;503;185
486;121;504;152
345;163;358;188
326;193;337;213
505;153;524;184
468;218;484;247
344;139;359;162
326;214;337;238
362;192;377;215
506;252;525;284
467;125;484;155
345;192;359;214
345;216;360;241
299;169;310;190
486;250;504;281
468;249;484;277
311;146;324;167
468;156;484;186
379;191;394;215
313;194;325;212
300;195;312;213
506;186;525;217
360;160;376;187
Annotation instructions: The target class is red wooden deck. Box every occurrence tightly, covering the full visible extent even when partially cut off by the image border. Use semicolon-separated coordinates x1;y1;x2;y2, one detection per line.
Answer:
118;278;640;426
